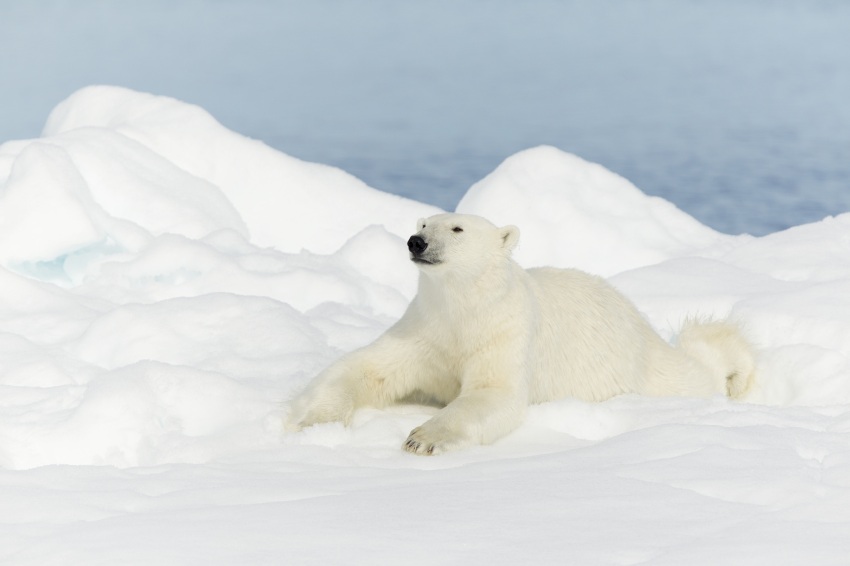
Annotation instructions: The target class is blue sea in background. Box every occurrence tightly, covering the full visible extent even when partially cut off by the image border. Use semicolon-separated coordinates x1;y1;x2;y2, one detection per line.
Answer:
2;0;849;236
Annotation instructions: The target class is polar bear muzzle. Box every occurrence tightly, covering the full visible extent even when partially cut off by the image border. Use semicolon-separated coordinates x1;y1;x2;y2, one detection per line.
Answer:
408;235;427;254
408;235;439;265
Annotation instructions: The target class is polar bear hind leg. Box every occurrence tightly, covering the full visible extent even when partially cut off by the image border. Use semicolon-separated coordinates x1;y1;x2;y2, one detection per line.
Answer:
640;318;756;398
676;318;756;399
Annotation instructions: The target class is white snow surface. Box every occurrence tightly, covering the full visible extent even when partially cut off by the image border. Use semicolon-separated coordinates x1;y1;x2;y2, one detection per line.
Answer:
1;86;849;564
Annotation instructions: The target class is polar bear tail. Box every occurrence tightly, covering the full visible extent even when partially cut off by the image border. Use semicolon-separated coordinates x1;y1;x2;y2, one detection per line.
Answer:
676;318;757;399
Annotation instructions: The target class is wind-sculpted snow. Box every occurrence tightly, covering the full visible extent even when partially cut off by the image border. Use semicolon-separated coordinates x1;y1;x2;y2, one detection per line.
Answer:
458;145;729;275
0;86;848;563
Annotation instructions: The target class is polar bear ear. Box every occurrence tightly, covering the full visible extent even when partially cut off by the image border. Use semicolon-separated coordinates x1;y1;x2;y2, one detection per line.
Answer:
499;225;520;252
416;218;426;231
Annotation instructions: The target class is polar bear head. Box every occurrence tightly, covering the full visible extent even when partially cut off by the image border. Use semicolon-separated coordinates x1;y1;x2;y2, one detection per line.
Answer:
407;213;520;275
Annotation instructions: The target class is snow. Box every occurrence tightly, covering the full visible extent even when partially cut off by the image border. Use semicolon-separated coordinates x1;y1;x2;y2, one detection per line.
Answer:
457;145;727;275
1;86;849;564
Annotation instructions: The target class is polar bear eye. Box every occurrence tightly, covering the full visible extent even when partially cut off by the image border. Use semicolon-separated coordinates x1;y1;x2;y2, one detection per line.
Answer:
452;226;463;233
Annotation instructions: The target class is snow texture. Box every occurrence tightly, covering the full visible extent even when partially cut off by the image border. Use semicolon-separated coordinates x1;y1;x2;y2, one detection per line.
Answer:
0;86;848;564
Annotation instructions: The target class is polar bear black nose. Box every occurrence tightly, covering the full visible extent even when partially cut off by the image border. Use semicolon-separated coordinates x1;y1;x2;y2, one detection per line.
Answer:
407;235;428;255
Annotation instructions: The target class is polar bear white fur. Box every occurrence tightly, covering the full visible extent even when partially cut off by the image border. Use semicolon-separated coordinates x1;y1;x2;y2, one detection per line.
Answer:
288;213;756;455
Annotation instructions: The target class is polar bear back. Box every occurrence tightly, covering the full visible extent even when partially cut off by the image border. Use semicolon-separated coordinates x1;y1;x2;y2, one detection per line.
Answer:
526;267;663;403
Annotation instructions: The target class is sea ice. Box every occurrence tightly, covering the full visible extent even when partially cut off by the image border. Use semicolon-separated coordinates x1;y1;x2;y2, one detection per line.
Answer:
0;85;848;564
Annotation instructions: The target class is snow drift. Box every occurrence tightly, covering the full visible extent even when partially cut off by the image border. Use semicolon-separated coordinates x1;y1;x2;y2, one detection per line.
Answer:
0;86;848;564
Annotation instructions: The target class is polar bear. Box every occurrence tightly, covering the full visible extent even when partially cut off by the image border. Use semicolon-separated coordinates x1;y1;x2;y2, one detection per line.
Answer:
288;213;756;455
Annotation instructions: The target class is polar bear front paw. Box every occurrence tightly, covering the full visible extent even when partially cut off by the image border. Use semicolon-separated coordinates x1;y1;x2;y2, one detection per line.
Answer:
403;419;470;456
286;388;355;431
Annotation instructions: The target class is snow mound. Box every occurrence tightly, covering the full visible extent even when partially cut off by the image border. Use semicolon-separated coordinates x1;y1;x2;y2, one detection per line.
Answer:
1;85;440;275
458;145;729;274
1;86;849;564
